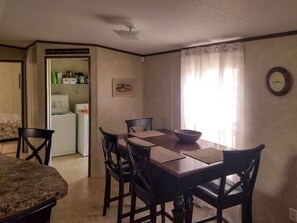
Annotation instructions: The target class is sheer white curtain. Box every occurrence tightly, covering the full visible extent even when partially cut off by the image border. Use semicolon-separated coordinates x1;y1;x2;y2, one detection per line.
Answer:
181;43;244;149
181;43;244;222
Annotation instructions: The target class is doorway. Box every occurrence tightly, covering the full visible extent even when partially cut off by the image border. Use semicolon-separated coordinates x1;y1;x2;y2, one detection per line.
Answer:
0;61;23;154
46;57;90;164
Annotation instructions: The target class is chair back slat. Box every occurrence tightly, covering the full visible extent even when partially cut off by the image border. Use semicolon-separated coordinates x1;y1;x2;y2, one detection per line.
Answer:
16;128;54;165
218;144;265;202
99;127;124;175
126;138;152;192
125;117;153;133
99;127;132;222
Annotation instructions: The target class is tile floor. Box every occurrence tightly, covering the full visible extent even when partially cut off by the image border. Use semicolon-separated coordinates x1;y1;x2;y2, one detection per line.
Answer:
51;153;212;223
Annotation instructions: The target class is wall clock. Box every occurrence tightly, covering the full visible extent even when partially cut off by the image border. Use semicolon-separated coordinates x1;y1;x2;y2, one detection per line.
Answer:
266;67;292;96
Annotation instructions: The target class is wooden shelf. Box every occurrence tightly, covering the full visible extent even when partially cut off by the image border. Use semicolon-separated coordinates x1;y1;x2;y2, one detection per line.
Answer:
51;84;88;87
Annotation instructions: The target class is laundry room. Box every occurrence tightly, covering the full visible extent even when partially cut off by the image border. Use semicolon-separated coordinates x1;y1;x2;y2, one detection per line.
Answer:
47;57;89;158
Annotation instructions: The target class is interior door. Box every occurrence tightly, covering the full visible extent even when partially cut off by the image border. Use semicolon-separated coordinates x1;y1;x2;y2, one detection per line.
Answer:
0;61;22;142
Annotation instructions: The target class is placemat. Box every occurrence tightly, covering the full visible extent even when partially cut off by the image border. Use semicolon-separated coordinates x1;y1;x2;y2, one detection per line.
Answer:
129;130;165;138
127;137;155;146
183;148;223;164
151;146;185;163
118;139;126;147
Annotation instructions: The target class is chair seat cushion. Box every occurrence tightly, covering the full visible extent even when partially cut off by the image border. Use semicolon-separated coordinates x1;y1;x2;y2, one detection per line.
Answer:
120;161;131;174
134;176;176;205
107;160;131;182
193;178;243;206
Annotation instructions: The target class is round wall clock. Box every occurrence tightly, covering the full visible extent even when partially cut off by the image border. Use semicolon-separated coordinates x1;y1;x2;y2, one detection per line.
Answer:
266;67;292;96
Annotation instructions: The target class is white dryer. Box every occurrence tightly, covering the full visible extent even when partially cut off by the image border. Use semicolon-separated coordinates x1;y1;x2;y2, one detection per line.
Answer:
75;104;89;156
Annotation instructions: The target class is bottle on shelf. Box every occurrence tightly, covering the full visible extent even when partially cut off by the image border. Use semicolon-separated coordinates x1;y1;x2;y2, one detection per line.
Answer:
57;73;63;84
77;72;85;84
51;71;57;84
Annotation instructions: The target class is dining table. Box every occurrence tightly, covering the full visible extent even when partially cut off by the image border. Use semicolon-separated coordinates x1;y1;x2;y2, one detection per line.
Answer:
119;129;227;223
0;153;68;222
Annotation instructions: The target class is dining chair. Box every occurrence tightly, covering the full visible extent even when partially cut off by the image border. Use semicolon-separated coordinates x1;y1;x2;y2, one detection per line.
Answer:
99;127;131;223
191;144;265;223
126;137;175;223
16;127;55;166
0;197;56;223
125;117;153;133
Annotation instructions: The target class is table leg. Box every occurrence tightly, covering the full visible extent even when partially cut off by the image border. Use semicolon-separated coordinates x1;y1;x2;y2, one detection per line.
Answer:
172;194;185;223
184;191;194;223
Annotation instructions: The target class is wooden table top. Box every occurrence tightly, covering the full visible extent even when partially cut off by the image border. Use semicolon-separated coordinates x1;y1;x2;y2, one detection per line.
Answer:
0;154;68;218
129;129;226;191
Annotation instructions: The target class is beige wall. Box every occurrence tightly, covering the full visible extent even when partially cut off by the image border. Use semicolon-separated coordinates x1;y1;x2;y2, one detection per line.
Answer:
97;47;143;133
96;47;143;176
244;35;297;223
0;46;26;61
26;45;39;128
144;52;181;130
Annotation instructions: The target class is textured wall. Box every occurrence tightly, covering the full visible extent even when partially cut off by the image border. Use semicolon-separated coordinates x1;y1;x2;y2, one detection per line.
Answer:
245;35;297;223
26;45;39;128
0;46;26;61
95;47;143;177
143;52;181;130
96;48;143;135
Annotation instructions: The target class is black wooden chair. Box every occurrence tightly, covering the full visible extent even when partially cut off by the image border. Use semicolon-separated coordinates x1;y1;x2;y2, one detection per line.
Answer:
0;197;56;223
99;127;131;223
125;117;153;133
126;137;175;223
16;128;55;166
192;144;265;223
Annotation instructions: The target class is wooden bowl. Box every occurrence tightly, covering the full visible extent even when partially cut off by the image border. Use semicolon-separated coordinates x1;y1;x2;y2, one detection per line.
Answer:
174;129;202;143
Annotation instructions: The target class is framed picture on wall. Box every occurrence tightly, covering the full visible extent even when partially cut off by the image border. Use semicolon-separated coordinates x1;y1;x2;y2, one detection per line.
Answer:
112;78;136;97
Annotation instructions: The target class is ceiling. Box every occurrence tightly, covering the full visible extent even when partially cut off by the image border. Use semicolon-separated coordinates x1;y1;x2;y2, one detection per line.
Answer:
1;0;297;56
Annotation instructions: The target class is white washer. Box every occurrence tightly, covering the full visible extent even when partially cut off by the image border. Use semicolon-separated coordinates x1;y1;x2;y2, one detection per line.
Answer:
75;104;89;156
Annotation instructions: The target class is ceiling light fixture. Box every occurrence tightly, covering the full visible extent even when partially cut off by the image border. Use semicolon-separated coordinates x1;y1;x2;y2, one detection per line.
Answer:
113;24;141;40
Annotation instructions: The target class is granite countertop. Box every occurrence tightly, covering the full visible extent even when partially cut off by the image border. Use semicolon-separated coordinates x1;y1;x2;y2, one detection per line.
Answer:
0;154;68;218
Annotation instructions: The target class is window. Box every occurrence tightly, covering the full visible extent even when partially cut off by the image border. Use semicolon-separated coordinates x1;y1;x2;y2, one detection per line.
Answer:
181;43;244;149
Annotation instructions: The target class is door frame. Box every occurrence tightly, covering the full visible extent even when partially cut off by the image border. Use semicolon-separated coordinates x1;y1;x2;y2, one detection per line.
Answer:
45;56;91;174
